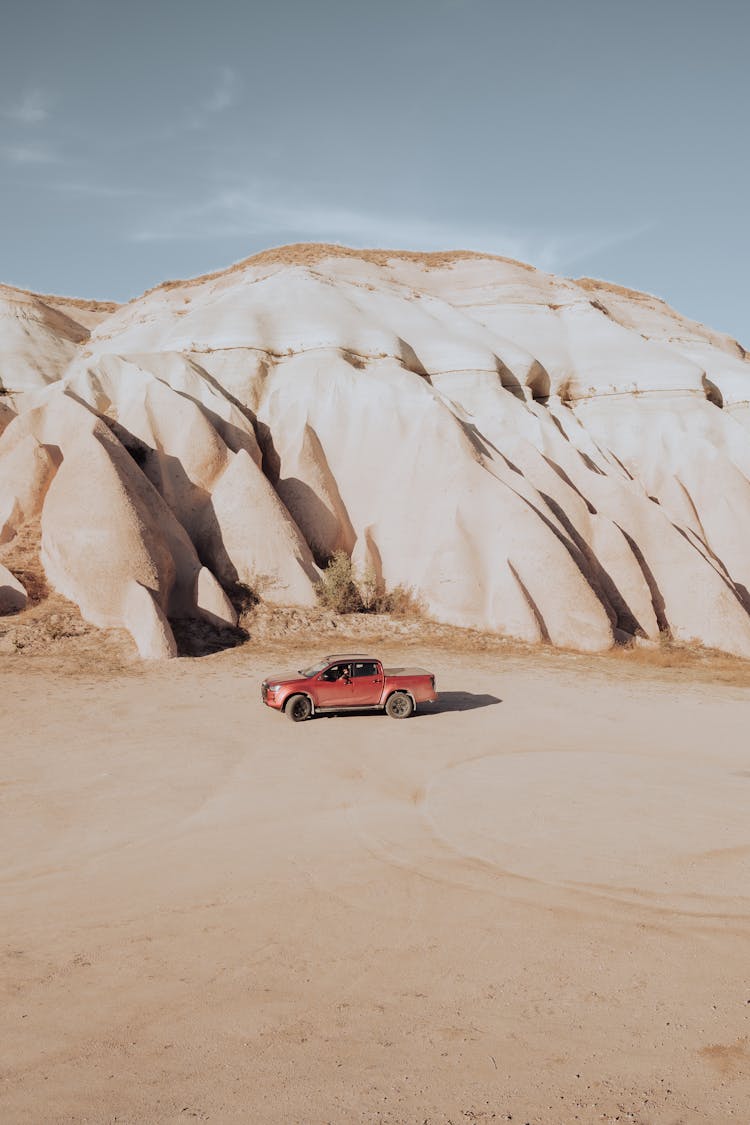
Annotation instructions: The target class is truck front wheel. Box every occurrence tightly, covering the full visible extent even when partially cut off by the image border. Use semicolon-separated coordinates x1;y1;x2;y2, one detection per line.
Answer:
286;694;313;722
385;692;414;719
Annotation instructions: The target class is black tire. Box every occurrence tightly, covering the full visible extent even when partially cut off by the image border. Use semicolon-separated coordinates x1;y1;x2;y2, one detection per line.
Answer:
286;694;312;722
385;691;414;719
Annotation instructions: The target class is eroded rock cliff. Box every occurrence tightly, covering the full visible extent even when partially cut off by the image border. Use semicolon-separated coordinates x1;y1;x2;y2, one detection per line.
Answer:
1;244;749;657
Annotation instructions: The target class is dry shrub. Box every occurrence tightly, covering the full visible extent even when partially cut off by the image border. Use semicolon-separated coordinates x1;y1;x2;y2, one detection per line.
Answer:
315;551;364;614
317;553;424;618
378;583;425;618
226;580;261;616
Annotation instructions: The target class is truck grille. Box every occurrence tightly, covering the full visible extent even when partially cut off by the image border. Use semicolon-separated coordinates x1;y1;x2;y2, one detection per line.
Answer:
261;682;268;702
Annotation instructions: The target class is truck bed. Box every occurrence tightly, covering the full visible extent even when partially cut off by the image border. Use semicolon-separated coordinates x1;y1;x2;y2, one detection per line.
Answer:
384;667;431;677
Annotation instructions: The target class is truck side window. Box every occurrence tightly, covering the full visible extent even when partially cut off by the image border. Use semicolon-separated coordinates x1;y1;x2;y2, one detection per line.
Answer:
323;663;351;681
353;662;379;677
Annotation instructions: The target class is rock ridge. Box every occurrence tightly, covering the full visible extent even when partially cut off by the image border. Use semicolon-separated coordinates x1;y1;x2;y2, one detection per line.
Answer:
1;243;749;659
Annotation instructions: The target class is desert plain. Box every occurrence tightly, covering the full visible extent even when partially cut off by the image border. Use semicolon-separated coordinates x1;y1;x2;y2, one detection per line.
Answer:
2;631;750;1125
3;243;750;1122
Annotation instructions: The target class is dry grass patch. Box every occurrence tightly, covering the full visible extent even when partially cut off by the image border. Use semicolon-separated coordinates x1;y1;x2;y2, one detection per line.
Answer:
604;638;750;686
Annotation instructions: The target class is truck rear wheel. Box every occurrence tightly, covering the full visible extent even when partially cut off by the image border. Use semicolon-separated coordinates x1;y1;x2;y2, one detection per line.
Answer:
385;691;414;719
286;694;312;722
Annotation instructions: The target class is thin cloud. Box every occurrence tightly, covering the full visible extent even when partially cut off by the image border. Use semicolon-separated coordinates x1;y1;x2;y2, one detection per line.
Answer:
550;224;655;271
130;184;649;274
3;89;51;124
132;186;540;260
204;66;241;113
189;67;242;128
53;180;158;200
2;143;59;165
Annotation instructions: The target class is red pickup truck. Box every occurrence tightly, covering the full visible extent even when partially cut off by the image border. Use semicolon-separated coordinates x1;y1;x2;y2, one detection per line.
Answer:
261;654;437;721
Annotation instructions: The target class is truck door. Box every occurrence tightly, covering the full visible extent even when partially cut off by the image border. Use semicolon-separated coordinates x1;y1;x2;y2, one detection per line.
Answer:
316;662;355;708
350;660;384;706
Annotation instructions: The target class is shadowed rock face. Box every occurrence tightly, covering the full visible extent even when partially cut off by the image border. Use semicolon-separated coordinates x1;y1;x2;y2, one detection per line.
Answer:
0;561;26;614
1;244;750;658
0;285;91;393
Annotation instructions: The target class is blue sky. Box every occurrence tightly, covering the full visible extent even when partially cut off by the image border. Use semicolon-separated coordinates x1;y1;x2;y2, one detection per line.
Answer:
1;0;748;344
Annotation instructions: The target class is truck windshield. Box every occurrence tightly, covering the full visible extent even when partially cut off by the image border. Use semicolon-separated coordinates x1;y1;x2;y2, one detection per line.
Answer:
299;659;330;678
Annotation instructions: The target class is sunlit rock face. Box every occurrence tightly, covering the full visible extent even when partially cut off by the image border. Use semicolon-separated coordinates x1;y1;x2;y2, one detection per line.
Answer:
1;244;749;658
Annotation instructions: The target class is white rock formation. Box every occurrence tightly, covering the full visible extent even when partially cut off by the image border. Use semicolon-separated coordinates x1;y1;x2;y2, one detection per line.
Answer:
0;388;237;657
0;431;58;545
1;243;749;657
0;400;15;436
0;562;26;614
0;285;90;392
123;580;178;661
195;566;237;628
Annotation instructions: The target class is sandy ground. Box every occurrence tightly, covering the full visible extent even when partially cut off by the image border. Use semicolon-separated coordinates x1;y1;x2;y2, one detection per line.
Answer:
2;639;750;1124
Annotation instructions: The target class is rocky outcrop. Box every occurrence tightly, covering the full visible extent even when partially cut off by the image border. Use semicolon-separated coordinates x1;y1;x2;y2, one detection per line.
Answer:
1;244;749;657
0;562;26;614
0;284;90;392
